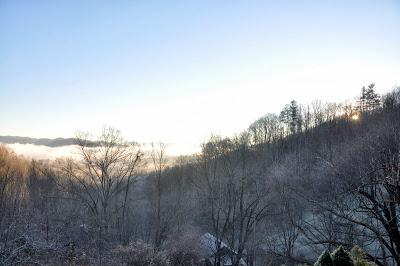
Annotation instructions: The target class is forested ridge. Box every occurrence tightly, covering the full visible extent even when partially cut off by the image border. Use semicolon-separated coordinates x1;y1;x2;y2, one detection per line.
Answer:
1;85;400;265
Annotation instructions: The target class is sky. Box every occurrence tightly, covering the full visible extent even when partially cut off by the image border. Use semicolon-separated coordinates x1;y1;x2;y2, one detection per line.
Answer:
1;0;400;155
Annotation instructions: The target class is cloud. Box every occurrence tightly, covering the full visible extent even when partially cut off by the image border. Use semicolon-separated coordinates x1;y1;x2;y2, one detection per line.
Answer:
7;143;78;160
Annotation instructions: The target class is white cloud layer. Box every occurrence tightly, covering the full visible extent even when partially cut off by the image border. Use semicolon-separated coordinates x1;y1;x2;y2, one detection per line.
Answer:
7;143;77;160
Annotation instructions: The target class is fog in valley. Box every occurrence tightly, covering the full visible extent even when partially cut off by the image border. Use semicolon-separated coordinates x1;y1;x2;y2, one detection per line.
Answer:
1;1;400;266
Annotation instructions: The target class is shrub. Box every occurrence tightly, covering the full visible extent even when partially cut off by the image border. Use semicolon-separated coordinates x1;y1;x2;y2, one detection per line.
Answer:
114;240;169;266
351;246;377;266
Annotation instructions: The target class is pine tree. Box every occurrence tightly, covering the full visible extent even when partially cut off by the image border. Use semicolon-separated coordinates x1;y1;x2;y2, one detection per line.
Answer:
280;100;301;135
358;86;368;112
357;84;380;112
332;246;354;266
314;250;334;266
365;83;380;111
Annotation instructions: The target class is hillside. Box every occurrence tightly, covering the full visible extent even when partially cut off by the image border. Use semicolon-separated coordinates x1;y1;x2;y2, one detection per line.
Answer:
1;87;399;265
152;87;400;265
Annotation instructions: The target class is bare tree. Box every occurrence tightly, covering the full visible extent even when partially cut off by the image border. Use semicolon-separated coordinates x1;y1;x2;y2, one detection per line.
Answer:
57;128;142;263
195;134;271;266
150;142;168;248
248;113;281;146
195;136;233;266
265;183;304;265
0;145;29;265
229;133;271;266
311;100;325;127
309;110;400;265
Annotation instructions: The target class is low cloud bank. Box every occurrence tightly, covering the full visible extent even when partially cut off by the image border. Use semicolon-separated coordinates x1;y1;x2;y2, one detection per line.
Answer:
6;143;78;160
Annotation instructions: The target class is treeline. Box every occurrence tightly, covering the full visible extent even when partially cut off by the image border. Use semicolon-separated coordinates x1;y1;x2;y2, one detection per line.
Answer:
248;83;381;145
1;85;400;265
150;85;400;265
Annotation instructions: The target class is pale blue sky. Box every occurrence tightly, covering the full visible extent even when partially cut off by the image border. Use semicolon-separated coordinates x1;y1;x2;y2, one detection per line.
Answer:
1;0;400;154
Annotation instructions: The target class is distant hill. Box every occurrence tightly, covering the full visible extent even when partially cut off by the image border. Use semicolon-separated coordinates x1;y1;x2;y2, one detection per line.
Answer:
0;136;77;147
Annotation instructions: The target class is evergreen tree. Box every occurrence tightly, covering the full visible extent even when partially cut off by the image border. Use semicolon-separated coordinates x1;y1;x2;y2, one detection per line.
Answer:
314;250;334;266
332;246;354;266
365;83;380;111
357;83;380;112
358;86;368;112
280;100;301;135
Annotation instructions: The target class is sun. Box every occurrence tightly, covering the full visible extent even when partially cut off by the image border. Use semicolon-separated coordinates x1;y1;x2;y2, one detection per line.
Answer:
351;113;359;121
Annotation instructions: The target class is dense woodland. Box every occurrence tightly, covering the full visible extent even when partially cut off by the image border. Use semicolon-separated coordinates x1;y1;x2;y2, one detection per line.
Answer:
1;84;400;265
